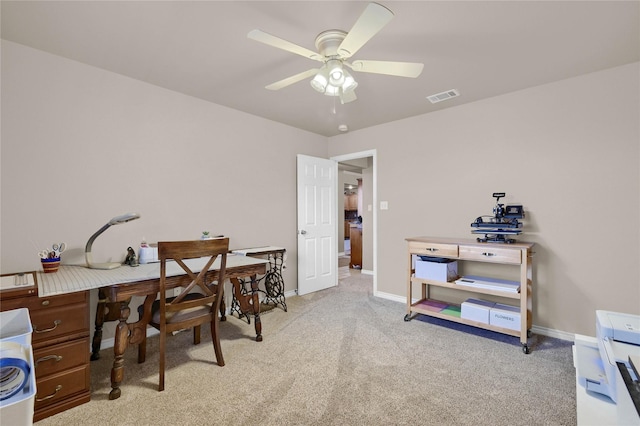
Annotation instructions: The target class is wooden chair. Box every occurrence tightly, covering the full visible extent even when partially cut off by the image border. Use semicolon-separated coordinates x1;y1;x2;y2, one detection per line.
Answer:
137;238;229;391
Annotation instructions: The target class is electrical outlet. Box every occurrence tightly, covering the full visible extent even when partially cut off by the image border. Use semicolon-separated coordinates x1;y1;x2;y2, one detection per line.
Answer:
380;201;389;210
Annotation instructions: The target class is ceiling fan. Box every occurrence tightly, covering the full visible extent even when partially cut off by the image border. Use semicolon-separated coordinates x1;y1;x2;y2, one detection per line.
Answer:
247;2;424;104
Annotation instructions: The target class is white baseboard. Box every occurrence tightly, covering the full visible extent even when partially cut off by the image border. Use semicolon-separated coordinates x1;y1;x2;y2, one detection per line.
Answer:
530;325;576;342
361;269;373;275
94;327;161;352
374;290;405;304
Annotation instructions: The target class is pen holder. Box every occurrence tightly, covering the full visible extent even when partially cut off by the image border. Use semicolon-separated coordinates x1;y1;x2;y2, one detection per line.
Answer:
41;257;61;273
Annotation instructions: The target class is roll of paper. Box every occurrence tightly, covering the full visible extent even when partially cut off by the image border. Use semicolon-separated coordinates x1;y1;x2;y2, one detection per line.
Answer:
0;341;31;401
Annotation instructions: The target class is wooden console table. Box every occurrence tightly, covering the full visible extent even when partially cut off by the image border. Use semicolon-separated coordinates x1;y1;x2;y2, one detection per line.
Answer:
405;236;534;353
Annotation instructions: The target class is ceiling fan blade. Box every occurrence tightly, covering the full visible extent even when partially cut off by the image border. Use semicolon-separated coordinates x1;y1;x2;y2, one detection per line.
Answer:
340;90;357;104
337;2;394;58
265;68;320;91
248;29;322;61
348;60;424;78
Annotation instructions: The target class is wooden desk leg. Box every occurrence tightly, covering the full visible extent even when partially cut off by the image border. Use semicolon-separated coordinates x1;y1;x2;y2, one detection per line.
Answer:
230;276;262;342
109;301;131;400
249;274;262;342
91;288;108;361
91;289;132;361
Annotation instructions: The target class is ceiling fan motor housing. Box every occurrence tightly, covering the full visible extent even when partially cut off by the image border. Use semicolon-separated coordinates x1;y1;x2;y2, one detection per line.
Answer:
314;30;348;59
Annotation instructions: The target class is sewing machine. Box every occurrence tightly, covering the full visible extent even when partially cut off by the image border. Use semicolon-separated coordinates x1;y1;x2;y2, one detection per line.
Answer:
574;310;640;423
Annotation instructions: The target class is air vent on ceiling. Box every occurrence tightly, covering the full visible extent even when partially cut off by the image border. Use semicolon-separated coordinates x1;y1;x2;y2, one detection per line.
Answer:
427;89;460;104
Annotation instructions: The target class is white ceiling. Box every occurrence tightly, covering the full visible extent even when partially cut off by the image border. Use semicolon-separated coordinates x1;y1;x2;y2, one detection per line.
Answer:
2;1;638;137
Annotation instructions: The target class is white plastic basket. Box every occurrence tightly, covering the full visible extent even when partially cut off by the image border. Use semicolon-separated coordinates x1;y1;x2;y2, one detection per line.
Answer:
0;309;35;426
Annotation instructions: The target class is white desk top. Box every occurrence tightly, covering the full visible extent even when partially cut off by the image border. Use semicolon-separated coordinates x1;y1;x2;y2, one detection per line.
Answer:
37;254;268;297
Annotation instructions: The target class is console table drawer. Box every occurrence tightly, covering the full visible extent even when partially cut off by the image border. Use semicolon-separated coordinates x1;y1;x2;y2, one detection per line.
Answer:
2;290;87;311
34;339;89;377
30;302;89;345
408;241;458;258
34;364;90;410
459;245;521;264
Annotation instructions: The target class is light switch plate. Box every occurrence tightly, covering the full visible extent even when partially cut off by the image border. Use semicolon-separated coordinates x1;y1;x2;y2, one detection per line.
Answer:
380;201;389;210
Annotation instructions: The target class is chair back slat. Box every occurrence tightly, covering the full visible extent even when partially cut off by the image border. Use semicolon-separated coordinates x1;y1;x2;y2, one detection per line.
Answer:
158;238;229;326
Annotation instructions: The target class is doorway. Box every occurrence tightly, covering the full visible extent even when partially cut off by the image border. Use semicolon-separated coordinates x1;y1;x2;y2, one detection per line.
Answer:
332;150;377;295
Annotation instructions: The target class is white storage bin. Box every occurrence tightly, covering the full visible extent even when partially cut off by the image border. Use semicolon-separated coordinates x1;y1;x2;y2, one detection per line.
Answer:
0;309;32;346
415;256;457;282
489;303;521;331
0;309;35;426
461;298;496;324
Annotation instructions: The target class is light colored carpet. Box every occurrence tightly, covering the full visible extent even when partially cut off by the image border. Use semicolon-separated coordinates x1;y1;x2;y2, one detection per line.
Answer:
38;271;576;425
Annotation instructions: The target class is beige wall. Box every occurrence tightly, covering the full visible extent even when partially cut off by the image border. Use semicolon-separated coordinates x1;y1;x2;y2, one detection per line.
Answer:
1;41;327;340
328;62;640;336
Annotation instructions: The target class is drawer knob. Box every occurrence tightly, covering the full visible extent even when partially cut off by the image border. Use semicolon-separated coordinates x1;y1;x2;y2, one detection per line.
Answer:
36;384;62;402
33;319;62;333
482;252;496;257
41;300;50;306
35;354;63;367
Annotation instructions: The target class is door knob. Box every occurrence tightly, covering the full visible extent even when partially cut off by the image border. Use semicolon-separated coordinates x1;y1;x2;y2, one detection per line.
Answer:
299;230;307;235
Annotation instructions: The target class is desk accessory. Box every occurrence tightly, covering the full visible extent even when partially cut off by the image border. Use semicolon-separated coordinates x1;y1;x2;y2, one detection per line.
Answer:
85;212;140;269
124;247;139;267
38;242;66;273
41;257;60;273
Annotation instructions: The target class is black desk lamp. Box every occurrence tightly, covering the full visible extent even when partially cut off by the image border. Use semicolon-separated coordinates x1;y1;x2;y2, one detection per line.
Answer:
85;212;140;269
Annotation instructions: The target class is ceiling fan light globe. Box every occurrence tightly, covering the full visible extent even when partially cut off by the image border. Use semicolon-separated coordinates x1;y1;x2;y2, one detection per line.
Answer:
310;73;328;93
324;85;340;96
327;59;345;86
329;72;344;86
342;72;358;93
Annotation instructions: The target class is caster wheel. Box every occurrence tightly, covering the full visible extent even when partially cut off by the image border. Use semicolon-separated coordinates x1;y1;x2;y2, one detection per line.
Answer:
404;314;411;322
522;345;530;354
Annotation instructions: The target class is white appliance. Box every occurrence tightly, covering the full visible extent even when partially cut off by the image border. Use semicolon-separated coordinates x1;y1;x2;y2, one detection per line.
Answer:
574;310;640;423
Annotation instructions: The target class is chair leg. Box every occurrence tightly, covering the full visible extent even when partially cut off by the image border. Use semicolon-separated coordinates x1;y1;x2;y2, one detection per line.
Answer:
159;331;166;391
210;316;225;367
138;333;147;363
193;325;201;345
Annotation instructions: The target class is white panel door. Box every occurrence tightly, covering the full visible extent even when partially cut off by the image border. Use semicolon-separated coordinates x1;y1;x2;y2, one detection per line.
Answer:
297;154;337;296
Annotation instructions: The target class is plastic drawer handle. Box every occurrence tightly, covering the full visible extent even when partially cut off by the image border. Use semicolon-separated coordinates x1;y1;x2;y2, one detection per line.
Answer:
36;384;62;402
35;354;63;366
33;319;62;333
426;248;438;252
482;252;496;257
